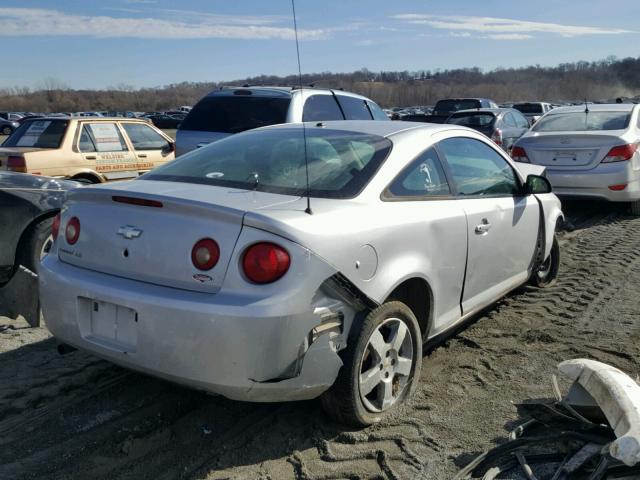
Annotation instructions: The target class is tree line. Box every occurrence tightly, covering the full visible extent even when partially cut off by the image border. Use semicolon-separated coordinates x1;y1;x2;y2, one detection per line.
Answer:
1;55;639;113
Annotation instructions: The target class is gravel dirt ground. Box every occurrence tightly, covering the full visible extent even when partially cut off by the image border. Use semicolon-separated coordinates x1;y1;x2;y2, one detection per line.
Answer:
1;200;639;480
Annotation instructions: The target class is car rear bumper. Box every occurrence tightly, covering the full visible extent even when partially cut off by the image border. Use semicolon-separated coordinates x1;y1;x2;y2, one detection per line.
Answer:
546;163;640;202
39;254;348;402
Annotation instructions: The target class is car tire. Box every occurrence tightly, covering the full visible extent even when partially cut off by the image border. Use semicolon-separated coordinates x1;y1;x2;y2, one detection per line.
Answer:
630;200;640;216
320;301;422;427
529;236;560;288
17;217;54;274
2;126;12;135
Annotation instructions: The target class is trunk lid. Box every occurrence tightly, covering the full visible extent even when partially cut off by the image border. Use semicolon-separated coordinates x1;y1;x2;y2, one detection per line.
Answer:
519;132;626;170
58;180;300;293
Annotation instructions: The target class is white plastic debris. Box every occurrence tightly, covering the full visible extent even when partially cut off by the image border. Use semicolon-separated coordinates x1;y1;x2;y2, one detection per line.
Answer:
559;358;640;467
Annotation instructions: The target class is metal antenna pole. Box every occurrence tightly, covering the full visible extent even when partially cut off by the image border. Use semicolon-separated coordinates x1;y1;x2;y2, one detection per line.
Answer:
291;0;312;215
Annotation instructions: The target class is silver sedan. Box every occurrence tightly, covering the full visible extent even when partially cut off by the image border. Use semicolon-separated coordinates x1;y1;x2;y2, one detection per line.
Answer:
40;121;563;426
512;103;640;214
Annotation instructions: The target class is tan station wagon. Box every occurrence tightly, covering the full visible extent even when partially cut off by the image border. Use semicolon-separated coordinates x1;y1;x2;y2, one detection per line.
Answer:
0;117;175;182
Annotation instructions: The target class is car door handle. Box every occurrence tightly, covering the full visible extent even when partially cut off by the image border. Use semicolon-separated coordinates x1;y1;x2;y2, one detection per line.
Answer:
86;155;96;160
137;154;147;158
196;142;210;149
475;219;491;234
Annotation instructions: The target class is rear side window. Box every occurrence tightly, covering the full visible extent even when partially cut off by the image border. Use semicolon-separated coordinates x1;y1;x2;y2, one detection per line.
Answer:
3;119;68;148
438;137;519;196
386;147;450;198
336;96;373;120
367;101;390;121
503;113;518;127
122;123;169;150
302;94;344;122
448;113;495;128
179;95;290;133
513;111;530;129
533;111;631;132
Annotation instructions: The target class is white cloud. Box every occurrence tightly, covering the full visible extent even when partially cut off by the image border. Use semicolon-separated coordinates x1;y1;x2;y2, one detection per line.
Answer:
484;33;533;40
449;32;471;38
393;14;633;38
0;8;327;40
158;10;288;26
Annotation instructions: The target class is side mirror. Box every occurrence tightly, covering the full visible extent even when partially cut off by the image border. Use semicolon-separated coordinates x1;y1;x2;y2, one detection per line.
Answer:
526;174;552;194
163;141;175;154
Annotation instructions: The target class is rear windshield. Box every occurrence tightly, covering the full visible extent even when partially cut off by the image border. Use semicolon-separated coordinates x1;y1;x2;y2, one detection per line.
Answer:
143;128;392;199
447;113;496;128
533;111;631;132
179;95;290;134
3;119;68;148
434;100;481;114
513;103;543;114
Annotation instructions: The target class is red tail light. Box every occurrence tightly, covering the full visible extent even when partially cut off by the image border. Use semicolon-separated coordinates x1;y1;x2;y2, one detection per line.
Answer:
7;155;26;173
608;184;627;191
52;213;61;241
191;238;220;271
65;217;80;245
511;146;529;162
491;129;503;145
602;144;638;163
242;242;290;284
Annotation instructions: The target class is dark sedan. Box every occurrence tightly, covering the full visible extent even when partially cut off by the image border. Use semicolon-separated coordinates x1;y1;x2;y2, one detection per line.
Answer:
146;113;185;129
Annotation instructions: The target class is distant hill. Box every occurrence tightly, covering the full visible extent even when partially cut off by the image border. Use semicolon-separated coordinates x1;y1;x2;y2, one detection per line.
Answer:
1;55;638;112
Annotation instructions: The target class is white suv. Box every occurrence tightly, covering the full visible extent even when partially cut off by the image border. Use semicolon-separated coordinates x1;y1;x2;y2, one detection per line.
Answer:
175;86;388;156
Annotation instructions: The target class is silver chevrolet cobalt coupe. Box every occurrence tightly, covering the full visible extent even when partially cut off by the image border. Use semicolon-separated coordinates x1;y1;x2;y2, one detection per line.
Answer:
40;121;563;426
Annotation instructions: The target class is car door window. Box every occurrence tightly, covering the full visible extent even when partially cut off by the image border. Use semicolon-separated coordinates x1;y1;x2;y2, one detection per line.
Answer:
121;123;169;150
336;95;373;120
386;147;450;198
438;137;520;196
302;94;344;122
83;123;128;152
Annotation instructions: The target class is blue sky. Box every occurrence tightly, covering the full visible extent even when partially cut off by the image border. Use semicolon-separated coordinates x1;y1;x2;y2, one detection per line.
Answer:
1;0;639;90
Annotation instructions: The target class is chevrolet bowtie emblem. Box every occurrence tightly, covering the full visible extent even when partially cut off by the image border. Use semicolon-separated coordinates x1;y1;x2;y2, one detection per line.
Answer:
117;225;143;239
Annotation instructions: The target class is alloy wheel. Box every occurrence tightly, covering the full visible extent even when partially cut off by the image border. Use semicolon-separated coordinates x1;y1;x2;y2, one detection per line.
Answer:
358;317;414;412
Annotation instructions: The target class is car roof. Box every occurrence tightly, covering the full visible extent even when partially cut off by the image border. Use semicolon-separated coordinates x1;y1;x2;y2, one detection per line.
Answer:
548;103;636;114
261;120;466;138
205;86;372;100
451;108;513;115
513;102;549;106
436;98;493;102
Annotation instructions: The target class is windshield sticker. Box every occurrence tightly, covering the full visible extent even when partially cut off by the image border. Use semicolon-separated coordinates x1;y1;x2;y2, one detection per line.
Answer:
88;123;123;151
16;120;52;147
